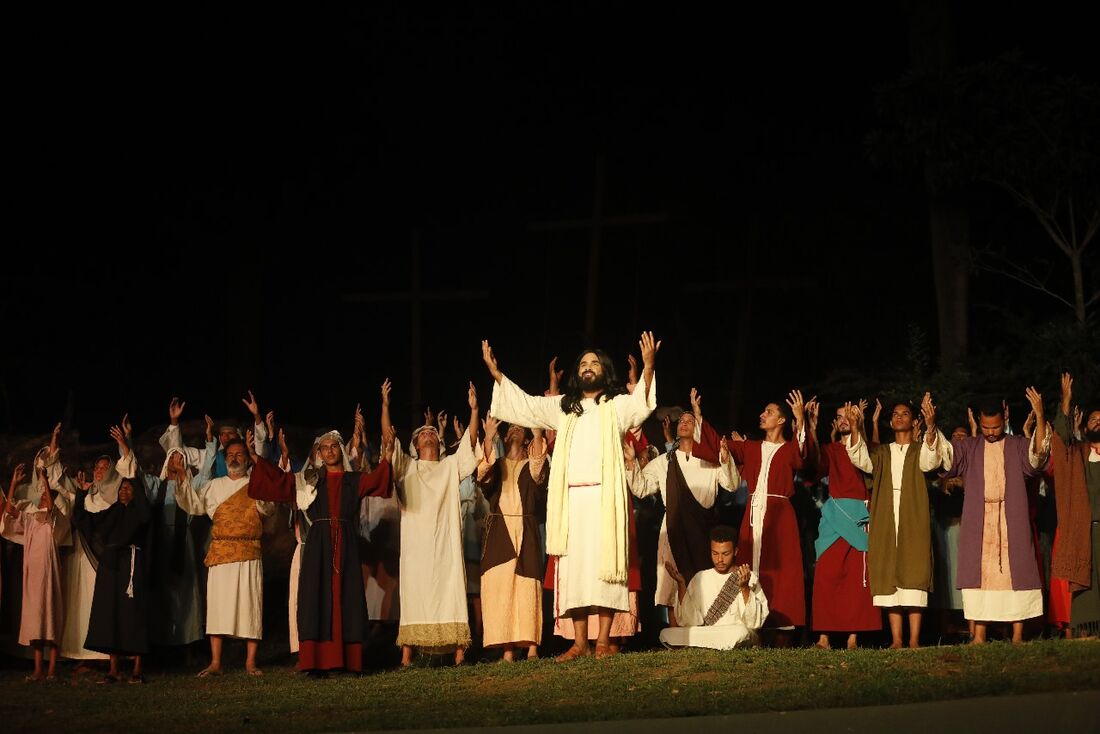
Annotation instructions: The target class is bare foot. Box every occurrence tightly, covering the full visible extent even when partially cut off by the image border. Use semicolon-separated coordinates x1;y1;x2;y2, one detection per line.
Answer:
453;649;465;666
968;638;985;646
554;644;590;662
526;647;538;660
889;641;903;649
815;635;831;650
196;665;223;678
847;634;858;650
907;641;920;649
502;649;514;662
245;666;263;676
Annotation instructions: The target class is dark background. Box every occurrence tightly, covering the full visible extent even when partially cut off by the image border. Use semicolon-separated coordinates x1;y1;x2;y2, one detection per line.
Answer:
2;4;1096;446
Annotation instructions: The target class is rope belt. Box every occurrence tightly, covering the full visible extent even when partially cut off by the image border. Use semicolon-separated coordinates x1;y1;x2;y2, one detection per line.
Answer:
311;517;349;574
126;545;141;598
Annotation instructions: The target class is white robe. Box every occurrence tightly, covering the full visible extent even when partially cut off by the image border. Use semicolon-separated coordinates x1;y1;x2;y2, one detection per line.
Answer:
392;429;481;647
627;447;737;606
490;373;655;615
659;568;768;649
175;473;275;639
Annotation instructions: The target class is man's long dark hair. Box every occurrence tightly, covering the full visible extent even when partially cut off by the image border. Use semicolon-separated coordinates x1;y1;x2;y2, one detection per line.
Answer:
560;348;628;416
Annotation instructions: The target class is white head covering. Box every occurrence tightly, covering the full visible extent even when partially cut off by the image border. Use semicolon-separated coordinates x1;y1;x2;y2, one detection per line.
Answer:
408;425;444;460
21;447;71;515
84;452;124;514
312;430;354;472
160;447;188;479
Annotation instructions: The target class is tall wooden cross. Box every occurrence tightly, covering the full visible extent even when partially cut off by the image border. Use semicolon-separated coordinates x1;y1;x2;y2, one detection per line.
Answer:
342;230;487;428
529;155;666;344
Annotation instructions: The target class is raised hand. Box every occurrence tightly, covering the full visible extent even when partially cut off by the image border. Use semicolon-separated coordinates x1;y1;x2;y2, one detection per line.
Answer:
548;356;563;394
481;340;502;382
730;430;746;443
122;413;133;441
661;415;673;444
529;428;546;459
436;410;447;437
805;397;820;430
1060;372;1073;416
423;406;434;428
1073;405;1083;435
1002;399;1011;429
921;392;937;439
381;379;392;407
872;398;882;424
244;429;260;465
204;414;215;443
241;390;261;420
9;463;26;493
627;354;639;389
483;414;500;443
968;406;978;437
622;437;637;464
719;436;731;465
76;469;91;491
265;410;276;439
278;429;290;463
857;398;868;417
169;397;186;425
49;422;62;456
689;387;702;417
639;331;661;369
1024;386;1044;420
452;415;465;442
786;389;806;424
1023;410;1037;439
351;404;364;451
468;381;479;411
830;418;839;443
381;425;396;460
109;425;130;458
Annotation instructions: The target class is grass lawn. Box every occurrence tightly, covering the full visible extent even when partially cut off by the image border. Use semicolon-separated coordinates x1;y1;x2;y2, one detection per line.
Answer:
2;640;1098;732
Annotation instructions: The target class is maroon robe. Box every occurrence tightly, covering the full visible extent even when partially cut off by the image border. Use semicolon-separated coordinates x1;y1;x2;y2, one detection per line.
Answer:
695;420;806;627
809;441;880;632
249;457;392;671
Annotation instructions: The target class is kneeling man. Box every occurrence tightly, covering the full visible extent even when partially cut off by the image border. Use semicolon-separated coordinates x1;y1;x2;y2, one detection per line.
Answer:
659;525;767;650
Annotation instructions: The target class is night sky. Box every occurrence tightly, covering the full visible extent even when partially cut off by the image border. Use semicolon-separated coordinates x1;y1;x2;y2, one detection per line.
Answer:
3;4;1095;448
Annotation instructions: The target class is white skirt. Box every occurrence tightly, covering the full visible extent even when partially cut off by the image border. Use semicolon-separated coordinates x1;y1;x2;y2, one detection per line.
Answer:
206;559;263;639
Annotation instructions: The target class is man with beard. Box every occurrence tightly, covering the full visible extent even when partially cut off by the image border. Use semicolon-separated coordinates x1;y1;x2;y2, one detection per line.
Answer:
175;437;276;675
846;396;946;648
806;403;880;649
932;390;1050;644
158;393;268;479
1047;372;1100;638
482;333;659;660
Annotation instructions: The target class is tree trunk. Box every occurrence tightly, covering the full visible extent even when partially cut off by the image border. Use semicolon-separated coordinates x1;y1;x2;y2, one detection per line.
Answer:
928;196;970;367
1070;249;1086;324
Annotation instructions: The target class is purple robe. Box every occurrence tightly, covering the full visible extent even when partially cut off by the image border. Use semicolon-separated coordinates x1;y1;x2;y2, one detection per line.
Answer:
942;435;1043;590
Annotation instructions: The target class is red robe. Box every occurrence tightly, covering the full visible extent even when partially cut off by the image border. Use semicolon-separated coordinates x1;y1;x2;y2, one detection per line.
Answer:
695;420;806;627
810;441;880;632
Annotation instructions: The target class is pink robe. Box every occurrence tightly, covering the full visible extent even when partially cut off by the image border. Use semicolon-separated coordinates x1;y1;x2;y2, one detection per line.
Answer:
1;509;67;645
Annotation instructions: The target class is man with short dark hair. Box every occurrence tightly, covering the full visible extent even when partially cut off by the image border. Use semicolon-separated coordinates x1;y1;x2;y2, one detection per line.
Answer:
931;388;1050;644
659;524;767;649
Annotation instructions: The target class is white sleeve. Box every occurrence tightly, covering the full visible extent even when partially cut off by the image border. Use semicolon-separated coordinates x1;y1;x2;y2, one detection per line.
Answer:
451;428;483;481
846;433;874;474
1028;427;1051;470
159;424;206;470
490;375;563;431
673;573;706;627
736;572;769;630
920;429;952;472
174;473;207;518
614;371;657;432
627;454;664;499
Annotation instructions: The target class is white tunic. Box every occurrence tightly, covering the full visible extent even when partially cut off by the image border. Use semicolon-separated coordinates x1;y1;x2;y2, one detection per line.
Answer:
176;473;275;639
491;374;656;615
659;568;768;649
392;430;480;647
627;448;737;606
